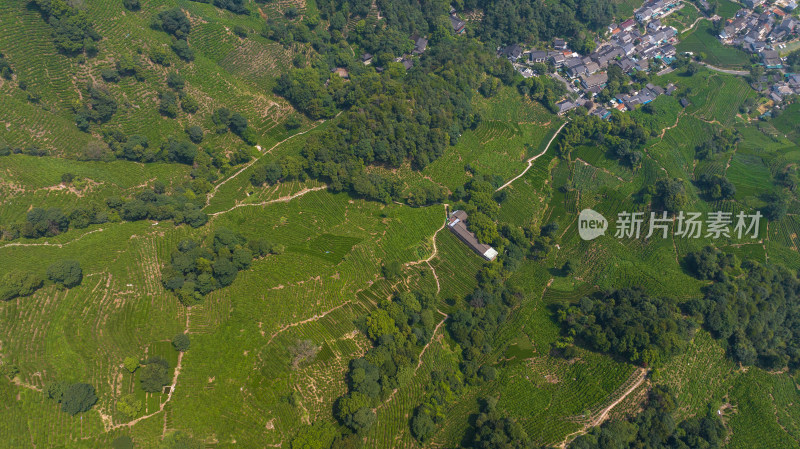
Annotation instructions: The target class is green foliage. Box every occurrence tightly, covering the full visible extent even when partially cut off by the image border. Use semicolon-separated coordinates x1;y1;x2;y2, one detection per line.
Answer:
249;162;282;186
556;288;695;366
172;333;190;352
684;246;739;281
335;292;440;432
558;113;651;165
381;260;403;280
365;309;395;340
139;356;171;393
23;207;69;238
518;73;569;113
75;83;118;131
123;356;139;373
0;361;20;380
696;174;736;201
163;138;197;165
0;271;43;301
45;381;69;402
787;48;800;73
170;39;195;61
161;229;260;304
290;421;339;449
116;393;143;418
186;125;204;144
569;386;726;449
122;0;140;11
410;367;464;442
32;0;101;55
0;53;13;80
150;46;172;66
449;281;522;381
180;93;199;114
166;72;185;90
471;0;613;45
762;191;789;221
270;40;494;202
159;90;179;118
116;54;144;80
686;260;800;370
470;397;535;449
191;0;249;14
153;9;191;40
233;24;248;38
695;128;740;160
160;431;203;449
112;436;135;449
47;259;83;288
653;178;688;213
60;383;98;415
100;68;120;82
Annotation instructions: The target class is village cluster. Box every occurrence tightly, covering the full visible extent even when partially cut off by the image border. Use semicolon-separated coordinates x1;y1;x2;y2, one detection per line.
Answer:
495;0;800;115
716;0;800;104
499;0;685;116
356;0;800;113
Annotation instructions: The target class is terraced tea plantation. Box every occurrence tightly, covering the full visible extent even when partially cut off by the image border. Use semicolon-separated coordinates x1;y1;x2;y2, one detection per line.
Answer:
2;0;800;448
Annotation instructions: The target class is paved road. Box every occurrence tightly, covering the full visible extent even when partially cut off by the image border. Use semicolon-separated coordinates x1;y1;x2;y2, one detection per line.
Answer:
700;62;748;76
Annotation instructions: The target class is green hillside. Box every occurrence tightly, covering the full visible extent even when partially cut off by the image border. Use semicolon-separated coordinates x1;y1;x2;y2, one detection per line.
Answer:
1;0;800;448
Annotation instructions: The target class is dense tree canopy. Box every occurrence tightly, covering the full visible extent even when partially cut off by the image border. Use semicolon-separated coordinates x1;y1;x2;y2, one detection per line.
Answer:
140;357;171;393
684;246;739;281
556;288;695;366
60;383;98;415
32;0;102;55
686;260;800;370
161;229;272;304
470;397;536;449
0;271;43;301
172;333;191;352
473;0;614;49
271;40;492;203
153;8;191;40
47;260;83;288
335;292;440;433
569;386;725;449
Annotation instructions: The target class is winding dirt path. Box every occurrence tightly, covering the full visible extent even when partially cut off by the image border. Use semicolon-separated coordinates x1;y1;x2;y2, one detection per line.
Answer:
0;228;105;250
557;368;649;448
405;204;448;268
208;186;328;217
682;16;706;33
496;121;567;192
405;204;449;294
659;111;684;140
415;310;448;372
97;311;191;431
266;300;353;345
204;113;339;209
700;62;748;76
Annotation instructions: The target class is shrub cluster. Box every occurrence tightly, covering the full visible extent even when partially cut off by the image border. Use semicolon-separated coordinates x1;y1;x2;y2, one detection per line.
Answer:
31;0;101;55
45;381;98;415
556;288;695;366
161;228;280;304
334;292;439;433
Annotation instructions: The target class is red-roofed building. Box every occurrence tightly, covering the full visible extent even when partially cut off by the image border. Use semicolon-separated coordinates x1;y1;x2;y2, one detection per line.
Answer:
620;19;636;31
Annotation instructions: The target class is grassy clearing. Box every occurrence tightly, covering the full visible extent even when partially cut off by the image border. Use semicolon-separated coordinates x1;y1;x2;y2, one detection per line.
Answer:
677;22;751;68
